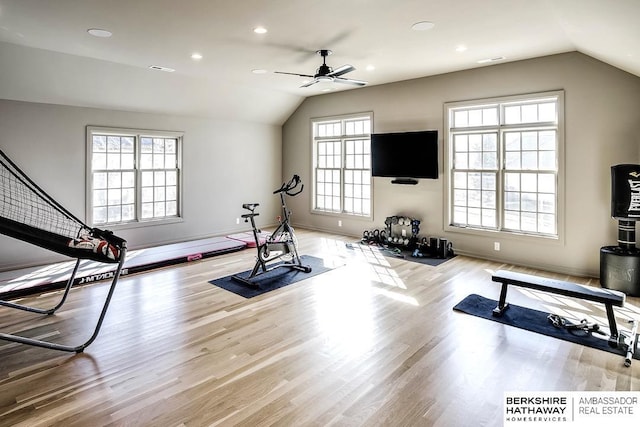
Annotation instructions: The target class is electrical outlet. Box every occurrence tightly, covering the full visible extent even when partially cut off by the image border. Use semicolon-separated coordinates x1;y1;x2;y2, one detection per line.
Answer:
236;218;240;225
338;220;342;227
494;242;500;251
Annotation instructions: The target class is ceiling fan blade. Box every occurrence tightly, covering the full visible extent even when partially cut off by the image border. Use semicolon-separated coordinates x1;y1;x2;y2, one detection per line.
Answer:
333;77;367;86
328;64;355;77
300;79;319;88
274;71;314;78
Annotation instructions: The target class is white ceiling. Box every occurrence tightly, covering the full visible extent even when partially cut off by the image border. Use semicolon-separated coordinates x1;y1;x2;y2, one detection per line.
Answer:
1;0;639;125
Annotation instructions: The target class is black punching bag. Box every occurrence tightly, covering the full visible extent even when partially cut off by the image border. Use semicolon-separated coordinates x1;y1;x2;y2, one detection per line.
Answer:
611;164;640;249
600;164;640;296
611;164;640;220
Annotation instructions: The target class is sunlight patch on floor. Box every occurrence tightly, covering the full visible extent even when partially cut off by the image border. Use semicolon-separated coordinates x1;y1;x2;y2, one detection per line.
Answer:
313;276;375;358
310;238;423;357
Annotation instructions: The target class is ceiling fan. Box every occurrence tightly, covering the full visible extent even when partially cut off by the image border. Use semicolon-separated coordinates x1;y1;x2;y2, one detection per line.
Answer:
275;49;367;88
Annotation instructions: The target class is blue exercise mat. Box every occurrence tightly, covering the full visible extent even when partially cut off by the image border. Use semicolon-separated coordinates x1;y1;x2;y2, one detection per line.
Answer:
453;293;639;361
346;242;455;266
209;255;337;298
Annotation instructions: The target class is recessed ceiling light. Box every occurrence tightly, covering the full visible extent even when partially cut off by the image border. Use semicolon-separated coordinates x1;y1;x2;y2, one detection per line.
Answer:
477;56;506;64
252;69;268;74
148;65;175;72
366;65;376;71
455;45;467;52
411;21;435;31
253;26;267;34
87;28;112;38
191;53;203;60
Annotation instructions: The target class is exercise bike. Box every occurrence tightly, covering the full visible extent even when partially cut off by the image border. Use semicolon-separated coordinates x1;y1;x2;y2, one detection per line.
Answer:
231;174;312;287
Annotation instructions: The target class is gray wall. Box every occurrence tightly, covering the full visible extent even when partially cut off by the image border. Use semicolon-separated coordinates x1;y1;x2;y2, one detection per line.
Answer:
2;52;639;277
0;99;282;270
282;52;640;277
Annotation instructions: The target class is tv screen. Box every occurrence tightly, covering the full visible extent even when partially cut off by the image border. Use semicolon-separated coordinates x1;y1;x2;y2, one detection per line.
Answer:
371;130;438;179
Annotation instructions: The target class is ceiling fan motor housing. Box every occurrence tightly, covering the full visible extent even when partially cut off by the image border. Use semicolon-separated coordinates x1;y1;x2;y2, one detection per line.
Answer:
316;64;333;76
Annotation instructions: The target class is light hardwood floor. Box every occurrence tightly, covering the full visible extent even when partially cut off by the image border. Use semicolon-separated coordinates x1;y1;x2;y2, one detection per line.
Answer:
1;229;638;426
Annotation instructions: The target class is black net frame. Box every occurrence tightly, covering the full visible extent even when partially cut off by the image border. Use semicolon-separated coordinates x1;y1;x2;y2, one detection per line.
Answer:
0;149;125;263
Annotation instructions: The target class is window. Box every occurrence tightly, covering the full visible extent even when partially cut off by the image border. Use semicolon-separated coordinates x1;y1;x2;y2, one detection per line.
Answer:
86;126;182;227
312;113;372;217
445;91;563;238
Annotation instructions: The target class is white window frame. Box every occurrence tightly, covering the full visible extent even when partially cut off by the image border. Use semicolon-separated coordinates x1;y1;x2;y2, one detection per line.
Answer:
86;126;184;229
311;112;373;219
444;91;565;241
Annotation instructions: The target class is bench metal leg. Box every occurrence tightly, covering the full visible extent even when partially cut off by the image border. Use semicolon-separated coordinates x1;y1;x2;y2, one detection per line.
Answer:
604;304;620;347
593;303;637;367
624;320;638;367
492;283;510;316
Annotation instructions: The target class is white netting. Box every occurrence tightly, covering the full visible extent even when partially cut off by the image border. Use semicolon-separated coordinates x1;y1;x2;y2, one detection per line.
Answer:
1;150;87;240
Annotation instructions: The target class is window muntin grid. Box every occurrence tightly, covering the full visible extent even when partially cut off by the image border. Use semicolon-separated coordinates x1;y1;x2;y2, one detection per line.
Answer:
312;114;372;217
91;135;136;224
448;94;560;237
88;128;182;227
139;137;179;221
452;106;499;128
344;138;371;216
452;171;498;228
315;169;341;212
315;139;342;212
504;101;557;124
503;172;556;235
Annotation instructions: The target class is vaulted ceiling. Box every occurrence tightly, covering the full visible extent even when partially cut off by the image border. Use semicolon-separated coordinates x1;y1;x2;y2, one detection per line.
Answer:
1;0;638;125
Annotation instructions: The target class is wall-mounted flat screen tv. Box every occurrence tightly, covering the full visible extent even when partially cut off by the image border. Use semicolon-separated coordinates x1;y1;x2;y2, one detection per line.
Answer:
371;130;438;179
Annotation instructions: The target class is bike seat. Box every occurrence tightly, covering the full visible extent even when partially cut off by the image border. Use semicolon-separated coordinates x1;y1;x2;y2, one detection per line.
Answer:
242;203;259;211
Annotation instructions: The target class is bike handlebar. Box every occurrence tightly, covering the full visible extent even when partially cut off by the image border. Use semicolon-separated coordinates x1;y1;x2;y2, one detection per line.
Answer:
273;174;304;196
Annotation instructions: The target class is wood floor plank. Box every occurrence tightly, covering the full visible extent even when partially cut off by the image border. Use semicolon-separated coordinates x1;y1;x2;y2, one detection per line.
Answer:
0;229;639;426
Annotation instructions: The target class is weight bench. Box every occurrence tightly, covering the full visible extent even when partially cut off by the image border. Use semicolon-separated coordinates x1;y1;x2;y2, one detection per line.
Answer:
492;269;638;366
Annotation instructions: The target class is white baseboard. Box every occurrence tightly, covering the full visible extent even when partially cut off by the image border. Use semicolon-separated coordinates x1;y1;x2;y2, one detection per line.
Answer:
454;248;599;280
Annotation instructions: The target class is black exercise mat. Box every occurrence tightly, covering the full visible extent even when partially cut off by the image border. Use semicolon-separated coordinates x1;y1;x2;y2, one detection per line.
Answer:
346;242;455;267
209;255;337;298
453;293;639;360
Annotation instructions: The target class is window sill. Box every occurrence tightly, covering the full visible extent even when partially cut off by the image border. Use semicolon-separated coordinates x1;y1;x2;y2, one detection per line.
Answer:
445;223;562;245
93;217;184;231
311;209;372;221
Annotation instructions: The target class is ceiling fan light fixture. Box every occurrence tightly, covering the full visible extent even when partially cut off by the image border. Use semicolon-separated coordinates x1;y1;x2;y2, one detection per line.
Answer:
316;75;334;83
